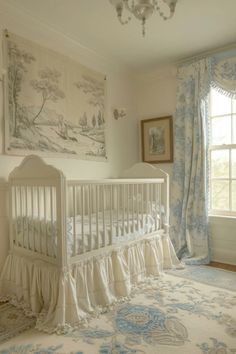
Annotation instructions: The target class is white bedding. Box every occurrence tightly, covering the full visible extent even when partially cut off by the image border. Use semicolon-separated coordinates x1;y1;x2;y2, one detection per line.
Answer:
14;211;159;257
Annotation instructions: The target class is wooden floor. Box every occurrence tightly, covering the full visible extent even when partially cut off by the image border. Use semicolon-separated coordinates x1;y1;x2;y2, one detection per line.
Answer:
208;261;236;272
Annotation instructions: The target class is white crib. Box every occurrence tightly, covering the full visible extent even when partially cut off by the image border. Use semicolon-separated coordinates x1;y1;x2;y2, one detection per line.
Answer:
0;155;180;333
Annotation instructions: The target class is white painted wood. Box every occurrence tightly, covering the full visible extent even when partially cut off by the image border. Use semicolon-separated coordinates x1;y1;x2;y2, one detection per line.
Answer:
72;186;76;256
7;157;169;269
109;185;113;245
88;184;92;251
81;185;85;254
68;178;164;185
8;155;67;267
132;184;134;232
102;185;105;247
121;162;170;232
96;185;99;249
127;184;130;234
122;185;125;235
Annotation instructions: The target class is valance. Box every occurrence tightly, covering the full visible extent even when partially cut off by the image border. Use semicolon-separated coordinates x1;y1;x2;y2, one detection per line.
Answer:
211;51;236;98
177;49;236;100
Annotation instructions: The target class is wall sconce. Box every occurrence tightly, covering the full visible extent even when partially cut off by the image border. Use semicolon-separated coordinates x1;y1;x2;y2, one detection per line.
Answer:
113;108;127;120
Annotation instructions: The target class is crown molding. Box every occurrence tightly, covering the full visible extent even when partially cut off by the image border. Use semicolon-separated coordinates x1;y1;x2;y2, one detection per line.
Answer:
0;0;131;75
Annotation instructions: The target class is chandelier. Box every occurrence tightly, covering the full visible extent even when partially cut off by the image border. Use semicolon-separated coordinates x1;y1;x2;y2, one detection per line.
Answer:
109;0;178;36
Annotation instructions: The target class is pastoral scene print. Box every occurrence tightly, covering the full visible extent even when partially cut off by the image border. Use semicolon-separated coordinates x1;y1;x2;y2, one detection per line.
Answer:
5;32;107;160
149;126;165;155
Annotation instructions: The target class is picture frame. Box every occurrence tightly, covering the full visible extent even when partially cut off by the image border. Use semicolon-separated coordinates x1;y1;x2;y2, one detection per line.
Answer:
141;116;173;163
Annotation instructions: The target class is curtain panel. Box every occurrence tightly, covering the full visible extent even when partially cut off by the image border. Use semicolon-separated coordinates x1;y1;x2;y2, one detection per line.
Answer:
170;50;236;265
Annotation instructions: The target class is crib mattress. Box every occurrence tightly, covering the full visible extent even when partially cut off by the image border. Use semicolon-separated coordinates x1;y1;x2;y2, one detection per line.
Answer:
14;212;159;257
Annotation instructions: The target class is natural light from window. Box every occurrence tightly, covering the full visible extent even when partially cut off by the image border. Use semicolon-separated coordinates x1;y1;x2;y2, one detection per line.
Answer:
209;88;236;216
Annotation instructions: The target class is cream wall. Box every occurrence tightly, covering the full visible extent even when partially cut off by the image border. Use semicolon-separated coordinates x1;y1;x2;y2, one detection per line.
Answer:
0;2;139;269
135;67;236;265
136;66;177;178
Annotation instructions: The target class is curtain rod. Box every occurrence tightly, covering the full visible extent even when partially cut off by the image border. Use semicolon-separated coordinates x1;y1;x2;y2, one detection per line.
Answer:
175;41;236;66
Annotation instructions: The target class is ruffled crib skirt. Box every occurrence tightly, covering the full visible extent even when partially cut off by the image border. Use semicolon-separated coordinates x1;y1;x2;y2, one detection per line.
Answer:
0;233;181;333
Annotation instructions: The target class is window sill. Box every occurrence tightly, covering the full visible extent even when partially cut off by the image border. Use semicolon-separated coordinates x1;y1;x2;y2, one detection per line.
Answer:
208;214;236;225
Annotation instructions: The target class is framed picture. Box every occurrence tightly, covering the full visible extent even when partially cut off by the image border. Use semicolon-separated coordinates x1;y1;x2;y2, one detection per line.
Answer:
141;116;173;163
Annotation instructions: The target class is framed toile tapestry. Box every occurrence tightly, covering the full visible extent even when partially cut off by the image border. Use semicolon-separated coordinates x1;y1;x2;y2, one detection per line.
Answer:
3;30;107;161
141;116;173;163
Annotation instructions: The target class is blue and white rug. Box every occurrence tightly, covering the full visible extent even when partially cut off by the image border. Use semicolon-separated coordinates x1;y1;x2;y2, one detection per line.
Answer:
168;265;236;292
0;266;235;354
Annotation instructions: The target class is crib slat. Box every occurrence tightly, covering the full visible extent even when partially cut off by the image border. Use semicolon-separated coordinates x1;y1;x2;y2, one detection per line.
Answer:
132;184;134;233
96;185;99;249
146;184;149;227
117;185;119;237
158;184;162;230
43;186;47;256
81;185;85;254
88;184;92;251
19;186;24;247
126;184;129;234
109;185;113;245
14;186;18;247
37;186;41;253
31;186;35;252
136;184;140;232
25;186;29;250
102;184;105;247
141;184;144;230
72;186;76;256
153;184;157;231
122;184;125;236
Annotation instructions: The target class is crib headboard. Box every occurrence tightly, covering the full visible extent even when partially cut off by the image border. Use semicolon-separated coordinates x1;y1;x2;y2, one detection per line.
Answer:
8;155;67;266
121;163;170;231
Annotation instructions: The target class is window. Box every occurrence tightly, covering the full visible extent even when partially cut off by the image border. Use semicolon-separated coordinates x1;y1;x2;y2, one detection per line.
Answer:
209;88;236;216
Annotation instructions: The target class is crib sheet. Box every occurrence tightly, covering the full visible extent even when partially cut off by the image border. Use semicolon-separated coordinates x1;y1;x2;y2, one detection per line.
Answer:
67;211;158;255
14;211;158;257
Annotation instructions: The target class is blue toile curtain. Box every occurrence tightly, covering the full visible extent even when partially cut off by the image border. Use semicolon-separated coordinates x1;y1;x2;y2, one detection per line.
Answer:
170;59;211;265
170;52;236;265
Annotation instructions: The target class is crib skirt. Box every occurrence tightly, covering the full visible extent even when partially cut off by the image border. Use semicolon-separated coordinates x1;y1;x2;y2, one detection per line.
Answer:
0;233;181;333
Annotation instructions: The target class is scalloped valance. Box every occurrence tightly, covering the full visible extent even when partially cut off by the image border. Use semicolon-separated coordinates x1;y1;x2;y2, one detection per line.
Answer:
211;53;236;98
177;49;236;100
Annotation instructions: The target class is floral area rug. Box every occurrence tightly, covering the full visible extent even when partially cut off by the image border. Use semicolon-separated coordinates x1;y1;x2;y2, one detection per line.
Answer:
0;269;235;354
0;303;36;345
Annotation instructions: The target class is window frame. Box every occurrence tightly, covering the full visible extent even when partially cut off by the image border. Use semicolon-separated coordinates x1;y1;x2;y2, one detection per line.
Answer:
208;90;236;217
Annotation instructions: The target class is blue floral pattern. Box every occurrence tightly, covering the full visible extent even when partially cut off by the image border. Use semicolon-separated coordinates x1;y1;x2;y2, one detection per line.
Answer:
145;277;236;338
197;337;236;354
170;58;211;265
116;305;188;346
0;268;235;354
99;340;145;354
170;50;236;265
0;344;64;354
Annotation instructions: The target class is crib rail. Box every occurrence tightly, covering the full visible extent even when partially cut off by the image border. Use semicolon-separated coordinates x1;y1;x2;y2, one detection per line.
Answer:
67;178;164;258
8;156;168;267
10;185;58;260
8;155;66;266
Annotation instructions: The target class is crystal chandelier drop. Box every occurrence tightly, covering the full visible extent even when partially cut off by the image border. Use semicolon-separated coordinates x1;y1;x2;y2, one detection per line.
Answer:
109;0;178;36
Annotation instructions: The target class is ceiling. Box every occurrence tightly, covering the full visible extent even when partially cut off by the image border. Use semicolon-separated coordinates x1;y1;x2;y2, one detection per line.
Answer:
4;0;236;73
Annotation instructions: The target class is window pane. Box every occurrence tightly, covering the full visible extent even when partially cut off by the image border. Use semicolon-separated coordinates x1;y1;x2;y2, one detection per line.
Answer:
232;150;236;178
211;116;231;145
232;181;236;211
233;115;236;144
211;181;229;210
211;88;231;116
233;99;236;114
211;150;229;178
